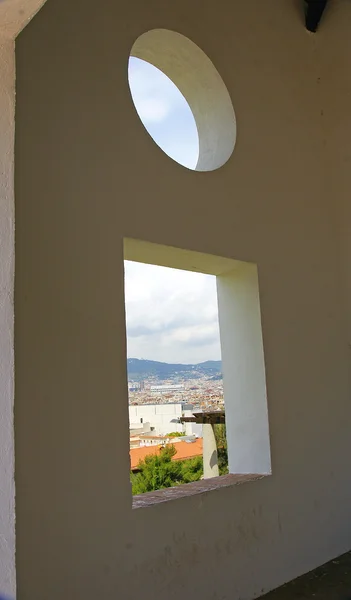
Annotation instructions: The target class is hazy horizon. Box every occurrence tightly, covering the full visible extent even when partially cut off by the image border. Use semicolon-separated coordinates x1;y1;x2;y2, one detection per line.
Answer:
127;357;221;365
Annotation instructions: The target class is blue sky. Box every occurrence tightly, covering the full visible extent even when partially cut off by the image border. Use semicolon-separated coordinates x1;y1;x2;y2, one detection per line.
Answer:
128;57;199;169
125;59;220;364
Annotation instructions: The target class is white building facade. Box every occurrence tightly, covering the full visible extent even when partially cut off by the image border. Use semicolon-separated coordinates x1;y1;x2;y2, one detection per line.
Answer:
129;402;200;436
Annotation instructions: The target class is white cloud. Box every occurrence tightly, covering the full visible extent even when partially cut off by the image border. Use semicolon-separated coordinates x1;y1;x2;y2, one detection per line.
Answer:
131;96;170;123
128;57;199;168
124;261;221;364
128;57;174;124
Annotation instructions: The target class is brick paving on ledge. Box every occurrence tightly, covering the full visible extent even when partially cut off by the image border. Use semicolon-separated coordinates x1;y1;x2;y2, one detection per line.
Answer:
132;473;265;508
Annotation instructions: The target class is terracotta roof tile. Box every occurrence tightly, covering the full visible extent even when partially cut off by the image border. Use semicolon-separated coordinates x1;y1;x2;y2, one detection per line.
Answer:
130;439;203;470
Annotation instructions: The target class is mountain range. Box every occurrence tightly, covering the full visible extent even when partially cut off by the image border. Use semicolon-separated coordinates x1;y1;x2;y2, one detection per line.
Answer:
127;358;222;379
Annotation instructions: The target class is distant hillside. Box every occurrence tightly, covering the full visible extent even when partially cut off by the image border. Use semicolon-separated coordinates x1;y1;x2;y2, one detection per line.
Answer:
127;358;222;380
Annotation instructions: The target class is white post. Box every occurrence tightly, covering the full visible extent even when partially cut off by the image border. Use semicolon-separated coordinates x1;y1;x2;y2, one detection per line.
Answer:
217;264;271;475
202;422;219;479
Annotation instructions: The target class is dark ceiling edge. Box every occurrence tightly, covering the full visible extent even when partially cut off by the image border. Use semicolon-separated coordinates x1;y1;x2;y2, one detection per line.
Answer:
304;0;329;32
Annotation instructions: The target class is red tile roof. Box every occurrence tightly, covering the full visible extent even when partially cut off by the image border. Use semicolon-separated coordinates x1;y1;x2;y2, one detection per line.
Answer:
130;439;203;470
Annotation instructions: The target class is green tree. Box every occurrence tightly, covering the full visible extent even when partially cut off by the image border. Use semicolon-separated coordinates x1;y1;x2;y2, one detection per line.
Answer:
180;455;203;483
131;444;203;494
167;431;184;437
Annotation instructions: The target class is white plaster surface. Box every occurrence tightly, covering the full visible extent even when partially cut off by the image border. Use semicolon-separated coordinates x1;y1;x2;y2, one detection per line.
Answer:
217;264;271;475
0;2;46;594
0;0;46;39
0;38;15;597
202;423;219;479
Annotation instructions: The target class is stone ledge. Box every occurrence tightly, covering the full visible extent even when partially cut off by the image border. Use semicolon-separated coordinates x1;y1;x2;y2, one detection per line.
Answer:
132;473;267;509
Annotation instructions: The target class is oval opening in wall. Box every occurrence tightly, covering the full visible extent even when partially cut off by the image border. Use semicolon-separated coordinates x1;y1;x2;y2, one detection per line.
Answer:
128;29;236;172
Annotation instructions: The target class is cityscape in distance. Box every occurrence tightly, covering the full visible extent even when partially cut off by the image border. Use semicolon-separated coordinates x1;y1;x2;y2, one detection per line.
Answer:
127;357;224;410
127;356;228;493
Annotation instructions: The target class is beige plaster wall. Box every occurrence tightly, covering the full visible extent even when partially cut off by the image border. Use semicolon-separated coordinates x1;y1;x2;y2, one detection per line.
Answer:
317;0;351;346
0;0;46;40
14;0;351;599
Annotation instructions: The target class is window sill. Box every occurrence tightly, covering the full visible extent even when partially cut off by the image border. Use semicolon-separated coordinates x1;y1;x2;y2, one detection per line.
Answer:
132;473;266;509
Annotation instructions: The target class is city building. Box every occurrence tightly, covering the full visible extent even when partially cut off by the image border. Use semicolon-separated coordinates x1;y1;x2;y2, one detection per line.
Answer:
139;433;195;447
129;402;197;436
150;384;185;392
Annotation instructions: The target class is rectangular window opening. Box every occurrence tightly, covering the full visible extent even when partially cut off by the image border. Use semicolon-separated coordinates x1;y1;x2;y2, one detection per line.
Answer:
123;239;271;508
